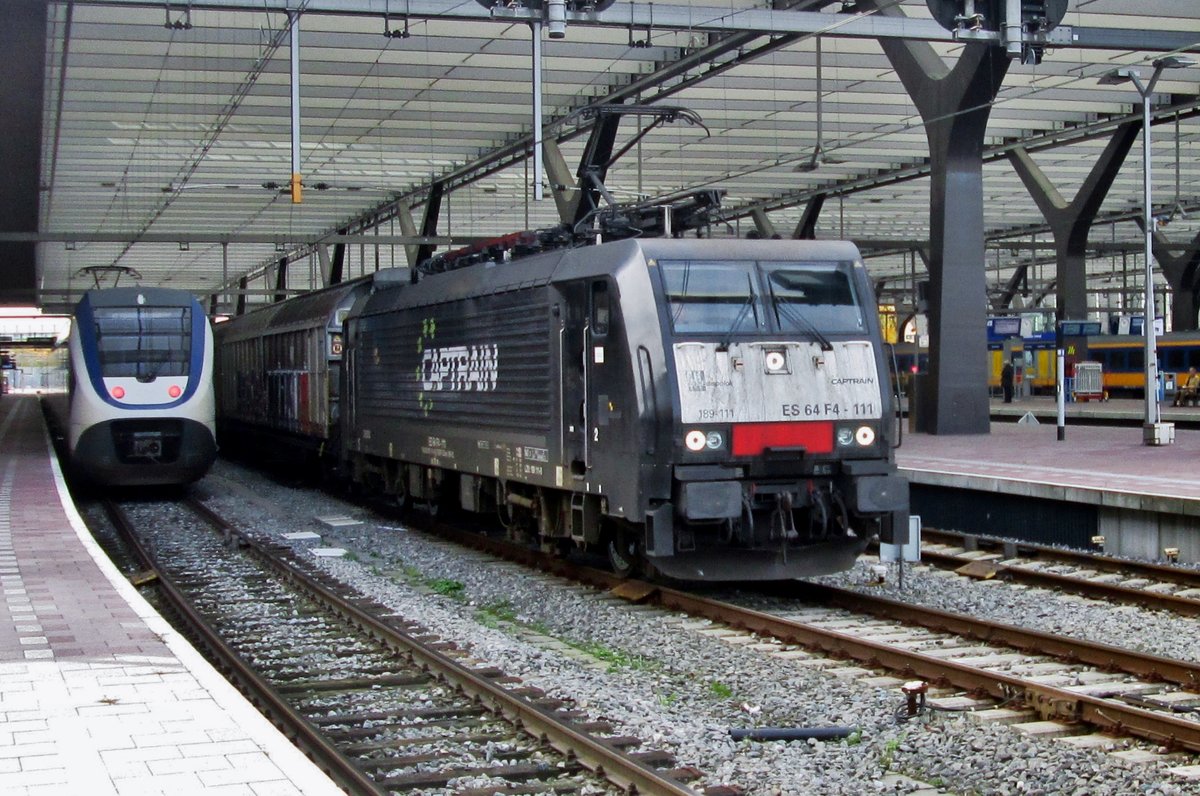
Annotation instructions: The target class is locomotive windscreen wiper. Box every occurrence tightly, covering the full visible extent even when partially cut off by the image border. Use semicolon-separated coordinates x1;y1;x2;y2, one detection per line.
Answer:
773;299;833;351
719;274;757;349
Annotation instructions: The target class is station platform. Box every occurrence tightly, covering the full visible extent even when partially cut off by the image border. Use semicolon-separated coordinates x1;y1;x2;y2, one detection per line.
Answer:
898;404;1200;518
990;395;1200;427
0;395;340;796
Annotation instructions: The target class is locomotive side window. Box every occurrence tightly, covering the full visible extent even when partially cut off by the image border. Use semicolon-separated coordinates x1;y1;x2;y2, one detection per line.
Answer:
764;264;865;334
590;280;610;337
93;306;191;379
659;260;759;334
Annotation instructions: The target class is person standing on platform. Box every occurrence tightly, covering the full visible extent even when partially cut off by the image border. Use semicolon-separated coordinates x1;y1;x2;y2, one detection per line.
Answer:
1001;361;1015;404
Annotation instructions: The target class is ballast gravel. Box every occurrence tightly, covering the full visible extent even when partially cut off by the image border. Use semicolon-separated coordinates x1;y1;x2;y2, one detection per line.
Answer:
196;460;1200;796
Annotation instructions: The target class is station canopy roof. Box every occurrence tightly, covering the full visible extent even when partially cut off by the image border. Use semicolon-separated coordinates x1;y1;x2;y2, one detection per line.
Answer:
33;1;1200;314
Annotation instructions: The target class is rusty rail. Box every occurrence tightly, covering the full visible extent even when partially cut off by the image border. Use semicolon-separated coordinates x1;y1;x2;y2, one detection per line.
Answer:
909;528;1200;617
427;519;1200;753
182;498;702;796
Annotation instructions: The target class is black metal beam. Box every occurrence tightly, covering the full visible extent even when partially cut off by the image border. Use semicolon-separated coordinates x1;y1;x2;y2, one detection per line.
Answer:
1006;121;1141;321
0;0;46;306
415;182;445;266
274;257;287;303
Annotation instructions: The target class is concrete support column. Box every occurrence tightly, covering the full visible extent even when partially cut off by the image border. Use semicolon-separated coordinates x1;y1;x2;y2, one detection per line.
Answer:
861;1;1009;434
542;138;580;224
750;208;778;238
1006;121;1140;320
793;194;825;240
394;202;421;269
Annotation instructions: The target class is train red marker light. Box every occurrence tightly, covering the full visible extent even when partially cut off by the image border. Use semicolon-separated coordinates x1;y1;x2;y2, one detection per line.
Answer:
111;386;125;399
168;385;182;398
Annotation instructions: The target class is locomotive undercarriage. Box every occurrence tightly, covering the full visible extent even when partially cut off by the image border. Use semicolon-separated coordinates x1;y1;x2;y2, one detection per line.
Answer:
639;479;876;580
348;451;883;581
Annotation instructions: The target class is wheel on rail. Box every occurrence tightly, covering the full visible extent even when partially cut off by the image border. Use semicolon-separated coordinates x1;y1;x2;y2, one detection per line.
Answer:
605;521;641;579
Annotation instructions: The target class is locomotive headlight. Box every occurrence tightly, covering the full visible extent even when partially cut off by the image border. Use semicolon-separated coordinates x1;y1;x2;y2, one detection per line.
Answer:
685;430;707;451
764;349;789;374
855;425;876;446
836;428;854;447
705;431;724;450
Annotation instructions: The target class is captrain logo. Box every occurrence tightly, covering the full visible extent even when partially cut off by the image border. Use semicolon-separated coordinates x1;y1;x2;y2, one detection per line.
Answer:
420;344;499;393
413;317;499;419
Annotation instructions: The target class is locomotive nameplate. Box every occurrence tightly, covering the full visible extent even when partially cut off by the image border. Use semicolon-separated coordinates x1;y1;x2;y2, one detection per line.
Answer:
674;341;883;423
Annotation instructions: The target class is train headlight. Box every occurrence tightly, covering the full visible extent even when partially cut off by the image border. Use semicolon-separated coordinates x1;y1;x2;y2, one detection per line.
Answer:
685;430;725;453
111;386;125;400
764;349;789;374
836;428;854;447
855;426;876;446
168;385;182;398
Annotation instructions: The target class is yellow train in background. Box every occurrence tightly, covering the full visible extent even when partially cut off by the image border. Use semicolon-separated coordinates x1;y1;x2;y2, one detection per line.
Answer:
900;332;1200;398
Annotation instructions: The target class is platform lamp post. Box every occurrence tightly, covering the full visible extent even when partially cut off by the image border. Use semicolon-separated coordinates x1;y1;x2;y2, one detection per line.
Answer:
1099;56;1194;446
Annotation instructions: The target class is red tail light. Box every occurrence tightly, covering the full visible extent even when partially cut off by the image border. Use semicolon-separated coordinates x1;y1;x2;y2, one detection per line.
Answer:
731;421;833;456
168;385;182;398
111;386;125;399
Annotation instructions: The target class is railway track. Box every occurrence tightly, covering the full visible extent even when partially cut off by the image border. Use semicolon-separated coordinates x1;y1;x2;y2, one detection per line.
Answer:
905;528;1200;617
411;519;1200;759
99;496;720;796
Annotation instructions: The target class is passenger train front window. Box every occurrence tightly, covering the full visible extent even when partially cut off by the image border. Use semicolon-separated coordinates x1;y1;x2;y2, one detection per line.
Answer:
93;306;191;380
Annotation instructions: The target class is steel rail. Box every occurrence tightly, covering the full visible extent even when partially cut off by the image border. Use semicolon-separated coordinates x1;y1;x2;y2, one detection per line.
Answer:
422;520;1200;752
908;529;1200;618
647;583;1200;752
182;498;700;796
778;581;1200;689
100;499;388;796
924;527;1200;588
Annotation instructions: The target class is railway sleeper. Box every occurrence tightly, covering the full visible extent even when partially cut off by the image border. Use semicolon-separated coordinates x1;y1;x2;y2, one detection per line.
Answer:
274;673;432;693
374;760;587;789
309;706;491;725
358;746;543;773
339;731;519;755
324;716;493;741
454;783;591;796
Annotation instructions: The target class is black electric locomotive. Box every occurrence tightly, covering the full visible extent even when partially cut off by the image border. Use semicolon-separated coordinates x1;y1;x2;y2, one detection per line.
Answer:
338;237;907;581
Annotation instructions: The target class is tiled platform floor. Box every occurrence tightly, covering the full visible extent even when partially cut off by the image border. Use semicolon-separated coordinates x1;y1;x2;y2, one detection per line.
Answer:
0;395;340;795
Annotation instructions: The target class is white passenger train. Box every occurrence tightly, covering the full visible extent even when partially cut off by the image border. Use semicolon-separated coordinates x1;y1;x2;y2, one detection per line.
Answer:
45;287;217;486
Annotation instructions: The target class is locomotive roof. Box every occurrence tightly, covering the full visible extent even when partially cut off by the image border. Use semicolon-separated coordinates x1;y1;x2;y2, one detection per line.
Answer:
359;238;865;315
